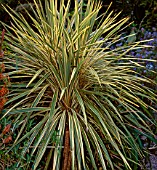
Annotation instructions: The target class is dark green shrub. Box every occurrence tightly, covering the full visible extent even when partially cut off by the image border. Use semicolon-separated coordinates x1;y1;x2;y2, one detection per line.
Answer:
0;0;36;29
99;0;157;29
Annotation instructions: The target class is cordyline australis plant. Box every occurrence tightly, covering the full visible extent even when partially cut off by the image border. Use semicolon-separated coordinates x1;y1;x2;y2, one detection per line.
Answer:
1;0;157;169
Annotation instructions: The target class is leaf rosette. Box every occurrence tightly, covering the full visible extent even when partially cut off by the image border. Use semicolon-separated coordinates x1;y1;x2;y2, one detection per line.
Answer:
1;0;157;169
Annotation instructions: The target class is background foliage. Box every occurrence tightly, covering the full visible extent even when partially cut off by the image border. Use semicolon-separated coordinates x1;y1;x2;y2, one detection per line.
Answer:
0;0;157;29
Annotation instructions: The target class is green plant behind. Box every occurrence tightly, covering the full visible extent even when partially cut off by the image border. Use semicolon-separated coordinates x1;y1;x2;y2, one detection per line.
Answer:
1;0;157;169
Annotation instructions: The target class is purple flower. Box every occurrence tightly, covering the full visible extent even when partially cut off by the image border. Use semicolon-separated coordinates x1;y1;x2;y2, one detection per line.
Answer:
152;32;157;38
116;42;123;47
110;46;115;50
147;32;152;38
146;63;154;70
145;51;153;55
135;53;141;58
141;28;145;33
130;51;135;55
137;49;142;53
152;27;156;32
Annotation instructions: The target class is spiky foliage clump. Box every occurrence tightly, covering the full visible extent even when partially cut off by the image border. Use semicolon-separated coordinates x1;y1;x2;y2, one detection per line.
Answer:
1;0;157;169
